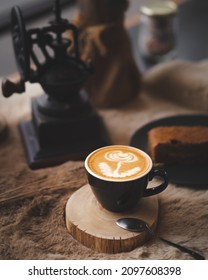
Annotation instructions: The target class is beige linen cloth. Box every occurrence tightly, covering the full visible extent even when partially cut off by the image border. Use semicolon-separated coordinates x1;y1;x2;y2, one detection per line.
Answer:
0;60;208;259
142;60;208;111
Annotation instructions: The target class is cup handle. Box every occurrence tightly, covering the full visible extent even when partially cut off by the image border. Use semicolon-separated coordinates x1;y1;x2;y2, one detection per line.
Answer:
143;169;168;197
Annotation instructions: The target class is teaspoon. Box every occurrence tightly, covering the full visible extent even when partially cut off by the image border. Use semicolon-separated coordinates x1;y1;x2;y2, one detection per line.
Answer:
116;217;205;260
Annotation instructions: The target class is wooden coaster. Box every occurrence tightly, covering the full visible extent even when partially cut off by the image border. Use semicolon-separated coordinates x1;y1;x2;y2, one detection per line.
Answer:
65;184;158;254
0;115;7;143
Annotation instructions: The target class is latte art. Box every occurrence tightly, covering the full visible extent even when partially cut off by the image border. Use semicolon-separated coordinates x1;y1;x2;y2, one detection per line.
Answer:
85;145;152;182
100;150;141;178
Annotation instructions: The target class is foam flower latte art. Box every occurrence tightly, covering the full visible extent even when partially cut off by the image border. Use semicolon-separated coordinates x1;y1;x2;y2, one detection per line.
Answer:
99;150;141;179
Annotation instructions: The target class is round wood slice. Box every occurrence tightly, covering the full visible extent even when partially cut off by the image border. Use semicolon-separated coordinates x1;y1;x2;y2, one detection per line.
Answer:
65;184;158;254
0;115;7;143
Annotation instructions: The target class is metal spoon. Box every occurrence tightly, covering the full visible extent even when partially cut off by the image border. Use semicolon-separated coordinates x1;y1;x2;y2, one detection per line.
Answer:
116;217;205;260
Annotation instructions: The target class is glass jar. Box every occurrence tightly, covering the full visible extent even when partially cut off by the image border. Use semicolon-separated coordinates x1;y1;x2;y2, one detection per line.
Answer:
138;1;177;60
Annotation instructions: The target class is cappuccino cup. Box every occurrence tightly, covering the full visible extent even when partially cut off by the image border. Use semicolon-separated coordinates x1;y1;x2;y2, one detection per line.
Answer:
85;145;168;212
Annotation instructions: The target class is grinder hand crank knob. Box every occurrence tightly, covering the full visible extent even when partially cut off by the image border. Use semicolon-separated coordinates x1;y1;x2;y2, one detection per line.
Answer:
1;78;25;97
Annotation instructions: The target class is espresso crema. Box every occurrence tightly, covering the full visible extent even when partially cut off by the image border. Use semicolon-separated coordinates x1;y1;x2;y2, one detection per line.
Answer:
85;145;152;181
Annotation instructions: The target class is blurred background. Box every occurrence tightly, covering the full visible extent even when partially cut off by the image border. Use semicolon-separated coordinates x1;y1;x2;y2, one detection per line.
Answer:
0;0;145;77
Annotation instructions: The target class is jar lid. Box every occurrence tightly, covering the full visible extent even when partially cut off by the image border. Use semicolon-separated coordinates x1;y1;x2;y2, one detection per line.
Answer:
140;1;177;17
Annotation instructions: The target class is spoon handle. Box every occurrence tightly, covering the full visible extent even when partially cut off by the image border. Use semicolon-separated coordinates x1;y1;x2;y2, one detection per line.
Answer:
145;223;155;237
159;237;205;260
145;224;205;260
139;222;205;260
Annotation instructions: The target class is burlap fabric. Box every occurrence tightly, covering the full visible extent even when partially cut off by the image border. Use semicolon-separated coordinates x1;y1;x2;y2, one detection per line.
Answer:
0;71;208;259
74;21;141;108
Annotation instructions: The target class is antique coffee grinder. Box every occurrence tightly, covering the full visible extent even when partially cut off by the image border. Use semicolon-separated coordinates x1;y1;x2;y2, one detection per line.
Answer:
2;0;110;169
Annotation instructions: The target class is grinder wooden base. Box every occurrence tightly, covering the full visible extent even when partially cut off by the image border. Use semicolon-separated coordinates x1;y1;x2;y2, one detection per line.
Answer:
65;184;158;254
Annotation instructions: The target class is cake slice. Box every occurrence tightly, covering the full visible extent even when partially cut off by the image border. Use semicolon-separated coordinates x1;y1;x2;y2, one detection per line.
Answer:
147;126;208;164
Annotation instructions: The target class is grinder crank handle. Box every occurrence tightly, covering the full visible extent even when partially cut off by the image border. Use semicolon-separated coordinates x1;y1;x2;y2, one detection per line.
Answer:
1;78;25;98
